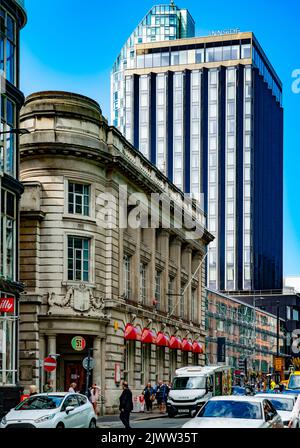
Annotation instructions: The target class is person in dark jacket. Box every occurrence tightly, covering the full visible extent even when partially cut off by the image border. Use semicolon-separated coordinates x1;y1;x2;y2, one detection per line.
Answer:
142;382;155;412
119;381;133;429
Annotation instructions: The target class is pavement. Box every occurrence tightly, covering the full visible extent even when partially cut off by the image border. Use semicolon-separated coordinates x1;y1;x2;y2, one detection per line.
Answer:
97;411;168;428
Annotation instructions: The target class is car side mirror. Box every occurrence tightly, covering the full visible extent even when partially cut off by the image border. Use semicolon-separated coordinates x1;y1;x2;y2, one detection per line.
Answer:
65;405;75;414
266;412;274;422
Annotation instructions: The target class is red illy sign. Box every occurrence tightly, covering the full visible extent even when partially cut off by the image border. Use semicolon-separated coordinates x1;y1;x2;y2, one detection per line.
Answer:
0;298;15;313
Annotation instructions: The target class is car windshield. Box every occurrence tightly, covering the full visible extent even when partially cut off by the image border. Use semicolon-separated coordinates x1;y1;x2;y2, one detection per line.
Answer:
15;395;64;410
269;398;294;411
198;400;262;420
172;376;206;390
288;376;300;390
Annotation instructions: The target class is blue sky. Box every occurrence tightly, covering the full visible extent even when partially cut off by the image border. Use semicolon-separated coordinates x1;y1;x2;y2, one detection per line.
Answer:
20;0;300;277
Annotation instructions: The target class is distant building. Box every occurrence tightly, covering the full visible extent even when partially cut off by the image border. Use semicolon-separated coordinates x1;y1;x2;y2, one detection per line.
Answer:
206;289;286;375
19;91;213;414
0;0;27;416
112;5;284;293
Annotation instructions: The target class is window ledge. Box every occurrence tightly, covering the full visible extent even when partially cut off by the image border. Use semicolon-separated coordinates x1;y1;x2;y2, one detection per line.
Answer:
62;214;96;224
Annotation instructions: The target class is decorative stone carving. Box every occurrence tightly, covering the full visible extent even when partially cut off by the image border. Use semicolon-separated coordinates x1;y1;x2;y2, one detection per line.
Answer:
47;284;107;318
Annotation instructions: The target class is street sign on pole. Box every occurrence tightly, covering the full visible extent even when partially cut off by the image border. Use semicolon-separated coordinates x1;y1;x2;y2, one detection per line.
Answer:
44;357;57;372
82;357;95;370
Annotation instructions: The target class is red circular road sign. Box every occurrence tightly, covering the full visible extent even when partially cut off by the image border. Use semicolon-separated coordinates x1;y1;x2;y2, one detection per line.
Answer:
44;357;57;372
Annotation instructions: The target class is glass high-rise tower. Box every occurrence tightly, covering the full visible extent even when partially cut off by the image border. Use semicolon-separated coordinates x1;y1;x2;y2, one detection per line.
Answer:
111;2;195;132
111;5;283;293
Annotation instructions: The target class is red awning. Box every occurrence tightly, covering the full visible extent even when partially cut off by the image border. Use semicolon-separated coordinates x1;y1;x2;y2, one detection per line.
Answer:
142;328;156;344
156;332;169;347
124;324;141;341
193;341;204;354
182;339;193;352
169;336;182;350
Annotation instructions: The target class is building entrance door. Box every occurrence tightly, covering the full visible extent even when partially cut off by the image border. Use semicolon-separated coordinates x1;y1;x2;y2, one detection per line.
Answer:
65;362;86;393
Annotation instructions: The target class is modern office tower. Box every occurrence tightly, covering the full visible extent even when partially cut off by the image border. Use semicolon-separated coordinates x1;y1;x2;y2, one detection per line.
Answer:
0;0;27;414
111;2;195;132
112;11;283;293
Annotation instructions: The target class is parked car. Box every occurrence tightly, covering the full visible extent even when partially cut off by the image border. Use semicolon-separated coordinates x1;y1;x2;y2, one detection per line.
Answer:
256;393;299;428
0;393;97;429
182;396;284;428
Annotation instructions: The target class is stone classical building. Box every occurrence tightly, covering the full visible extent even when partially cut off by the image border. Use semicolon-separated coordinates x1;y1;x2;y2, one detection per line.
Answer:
19;91;213;413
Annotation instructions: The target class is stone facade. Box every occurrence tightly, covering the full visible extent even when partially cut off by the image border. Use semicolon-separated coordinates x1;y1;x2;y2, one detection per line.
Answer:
19;91;213;413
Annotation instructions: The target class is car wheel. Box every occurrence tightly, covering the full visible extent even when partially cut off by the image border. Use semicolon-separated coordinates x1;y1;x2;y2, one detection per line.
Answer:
89;419;97;429
56;422;65;429
167;410;176;418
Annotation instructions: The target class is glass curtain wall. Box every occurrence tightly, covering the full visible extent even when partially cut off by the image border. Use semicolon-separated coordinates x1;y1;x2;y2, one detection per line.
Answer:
208;69;219;290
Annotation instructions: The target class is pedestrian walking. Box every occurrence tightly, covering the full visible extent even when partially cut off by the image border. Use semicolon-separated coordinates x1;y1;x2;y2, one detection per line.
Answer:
155;380;168;413
90;383;101;415
142;382;155;412
289;394;300;428
43;379;54;393
119;381;133;429
68;382;77;393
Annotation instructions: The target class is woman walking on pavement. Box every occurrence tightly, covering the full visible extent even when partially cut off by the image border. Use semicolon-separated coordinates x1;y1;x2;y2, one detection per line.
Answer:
142;382;155;413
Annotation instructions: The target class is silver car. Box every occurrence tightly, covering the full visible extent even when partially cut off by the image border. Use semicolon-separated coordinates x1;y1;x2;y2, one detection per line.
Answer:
182;395;284;428
1;393;97;429
256;393;299;428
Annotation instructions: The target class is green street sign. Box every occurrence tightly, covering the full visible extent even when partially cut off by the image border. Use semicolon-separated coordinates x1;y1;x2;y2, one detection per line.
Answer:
71;336;86;352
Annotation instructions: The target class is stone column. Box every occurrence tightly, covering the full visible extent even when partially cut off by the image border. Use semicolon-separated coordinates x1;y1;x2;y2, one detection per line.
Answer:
170;238;182;317
182;245;193;320
39;334;46;392
157;230;169;312
93;336;102;387
47;335;57;388
142;228;155;306
131;229;140;302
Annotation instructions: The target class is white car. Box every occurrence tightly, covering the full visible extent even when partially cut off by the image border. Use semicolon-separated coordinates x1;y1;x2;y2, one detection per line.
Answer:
256;393;299;428
0;393;97;429
182;395;284;428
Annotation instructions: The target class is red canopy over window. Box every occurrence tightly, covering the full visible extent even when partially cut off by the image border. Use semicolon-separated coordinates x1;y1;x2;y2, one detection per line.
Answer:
193;341;204;354
141;328;156;344
169;336;182;350
124;324;141;341
156;332;169;347
182;339;193;352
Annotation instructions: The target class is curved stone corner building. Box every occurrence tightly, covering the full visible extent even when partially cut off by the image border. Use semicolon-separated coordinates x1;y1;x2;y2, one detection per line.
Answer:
0;0;27;415
19;91;213;414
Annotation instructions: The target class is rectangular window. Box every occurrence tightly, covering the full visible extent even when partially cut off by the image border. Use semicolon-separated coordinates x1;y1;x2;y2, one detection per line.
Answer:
168;277;174;315
123;255;131;299
67;236;90;282
140;263;147;304
0;96;16;177
0;189;16;281
155;271;161;310
68;182;90;216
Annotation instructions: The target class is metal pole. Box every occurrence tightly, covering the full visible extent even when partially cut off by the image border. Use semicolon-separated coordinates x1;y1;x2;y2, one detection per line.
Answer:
168;249;209;317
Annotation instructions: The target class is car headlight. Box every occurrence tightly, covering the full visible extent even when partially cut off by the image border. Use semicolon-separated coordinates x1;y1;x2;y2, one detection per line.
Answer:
34;414;56;423
1;416;7;425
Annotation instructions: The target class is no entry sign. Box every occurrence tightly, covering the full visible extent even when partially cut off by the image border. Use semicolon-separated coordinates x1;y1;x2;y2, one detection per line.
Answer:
44;357;57;372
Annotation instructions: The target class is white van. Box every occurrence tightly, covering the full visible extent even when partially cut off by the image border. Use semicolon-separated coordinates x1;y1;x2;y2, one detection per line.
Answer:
167;365;232;417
